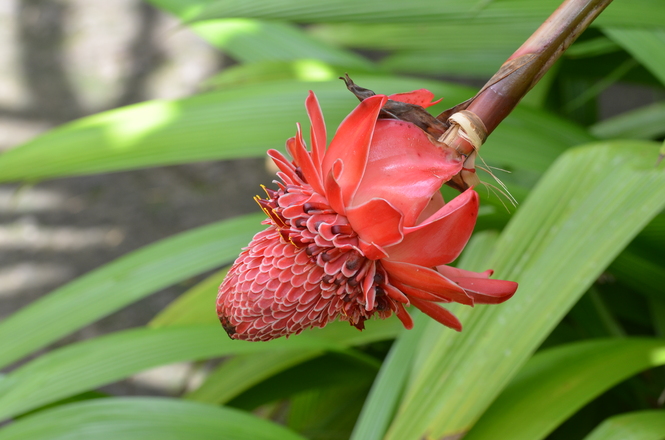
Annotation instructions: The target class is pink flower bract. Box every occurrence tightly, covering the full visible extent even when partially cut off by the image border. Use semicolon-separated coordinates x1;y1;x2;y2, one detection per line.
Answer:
217;89;517;341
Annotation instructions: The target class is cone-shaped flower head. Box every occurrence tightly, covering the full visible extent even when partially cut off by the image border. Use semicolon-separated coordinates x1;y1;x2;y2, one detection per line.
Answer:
218;89;518;341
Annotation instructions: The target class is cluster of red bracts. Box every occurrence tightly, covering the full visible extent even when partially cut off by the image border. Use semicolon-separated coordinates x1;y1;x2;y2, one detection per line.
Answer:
217;87;518;341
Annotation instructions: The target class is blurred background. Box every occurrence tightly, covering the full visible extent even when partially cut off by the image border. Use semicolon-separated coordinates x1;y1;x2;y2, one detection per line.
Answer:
0;0;271;330
0;0;273;394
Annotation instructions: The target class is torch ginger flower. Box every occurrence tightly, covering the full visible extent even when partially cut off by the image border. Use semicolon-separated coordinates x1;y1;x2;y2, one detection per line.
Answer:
217;88;518;341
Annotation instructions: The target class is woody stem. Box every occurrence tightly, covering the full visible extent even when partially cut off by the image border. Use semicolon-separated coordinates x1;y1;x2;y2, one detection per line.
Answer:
442;0;613;158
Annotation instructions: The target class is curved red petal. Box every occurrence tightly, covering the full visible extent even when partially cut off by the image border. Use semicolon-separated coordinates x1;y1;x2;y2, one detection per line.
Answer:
267;149;296;175
394;302;414;329
381;259;473;306
359;240;389;260
388;89;442;108
322;94;387;207
435;264;518;304
306;91;327;175
436;265;494;280
415;191;444;225
459;278;518;304
286;124;325;195
408;296;462;331
351;119;464;226
386;189;478;267
382;282;409;304
324;159;346;214
346;198;404;249
362;262;377;311
390;280;452;303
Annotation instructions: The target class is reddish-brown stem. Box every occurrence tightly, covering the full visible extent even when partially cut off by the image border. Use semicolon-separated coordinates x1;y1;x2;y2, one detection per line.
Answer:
441;0;613;160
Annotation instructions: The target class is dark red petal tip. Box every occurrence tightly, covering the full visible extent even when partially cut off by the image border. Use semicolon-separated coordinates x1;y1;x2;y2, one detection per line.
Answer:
409;296;462;332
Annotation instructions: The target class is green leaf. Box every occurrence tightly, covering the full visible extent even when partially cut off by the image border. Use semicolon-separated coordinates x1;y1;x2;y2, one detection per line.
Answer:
634;211;665;251
310;22;531;76
149;268;228;328
0;325;257;421
14;391;109;420
189;19;373;68
148;1;373;69
590;102;665;140
582;410;665;440
280;351;384;440
384;141;665;440
0;77;590;185
601;282;652;329
483;104;594;173
463;338;665;440
349;315;425;440
0;319;400;421
567;288;626;338
565;36;623;58
562;58;639;114
604;27;665;86
309;22;535;52
0;213;264;371
204;60;346;88
288;384;369;440
651;297;665;338
0;397;307;440
381;50;510;77
185;350;321;404
610;249;665;302
173;0;487;23
228;351;380;411
169;0;665;27
0;78;469;182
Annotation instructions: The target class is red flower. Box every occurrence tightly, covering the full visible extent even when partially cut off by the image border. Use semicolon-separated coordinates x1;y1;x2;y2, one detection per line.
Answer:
217;89;517;341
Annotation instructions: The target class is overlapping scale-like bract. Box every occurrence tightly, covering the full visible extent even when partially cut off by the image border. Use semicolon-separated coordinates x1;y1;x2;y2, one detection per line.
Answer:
217;89;518;341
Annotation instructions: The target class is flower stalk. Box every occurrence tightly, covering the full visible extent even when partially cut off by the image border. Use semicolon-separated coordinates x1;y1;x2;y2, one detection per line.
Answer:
440;0;613;190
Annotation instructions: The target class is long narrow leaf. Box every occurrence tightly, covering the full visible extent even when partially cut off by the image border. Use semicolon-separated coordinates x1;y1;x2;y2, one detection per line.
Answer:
604;27;665;87
200;316;402;408
174;0;665;27
176;17;373;68
0;77;590;184
0;397;306;440
590;102;665;140
310;22;536;52
0;78;469;182
185;351;321;404
211;20;372;67
287;384;369;440
169;0;485;23
228;351;380;411
349;315;424;440
464;338;665;440
0;318;399;421
385;141;665;440
148;1;373;69
610;249;665;302
311;21;532;77
582;410;665;440
381;50;511;77
148;268;228;328
0;214;263;370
